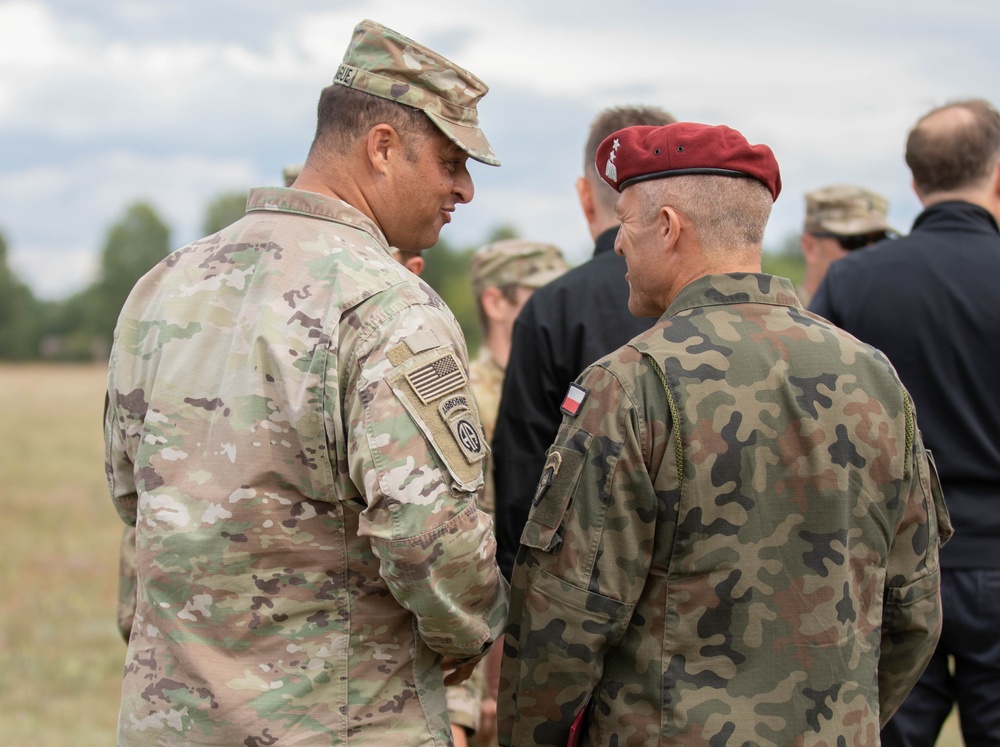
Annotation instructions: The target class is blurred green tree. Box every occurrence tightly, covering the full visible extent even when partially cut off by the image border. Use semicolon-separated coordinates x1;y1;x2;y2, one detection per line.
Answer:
762;231;805;288
0;230;43;359
202;192;249;235
88;202;172;356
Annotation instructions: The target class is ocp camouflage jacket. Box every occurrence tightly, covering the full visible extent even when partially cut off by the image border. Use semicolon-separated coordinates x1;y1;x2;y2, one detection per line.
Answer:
105;187;508;746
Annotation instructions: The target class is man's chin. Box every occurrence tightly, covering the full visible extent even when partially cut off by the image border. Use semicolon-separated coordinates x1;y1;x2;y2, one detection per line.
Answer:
628;299;662;319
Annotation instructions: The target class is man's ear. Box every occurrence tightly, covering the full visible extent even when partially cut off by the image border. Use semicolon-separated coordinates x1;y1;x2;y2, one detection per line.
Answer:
366;124;400;176
659;205;682;252
479;286;507;323
800;233;819;265
576;176;597;225
403;256;425;276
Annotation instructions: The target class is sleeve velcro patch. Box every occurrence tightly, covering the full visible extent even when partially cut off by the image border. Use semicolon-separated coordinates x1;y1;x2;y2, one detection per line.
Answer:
386;348;485;489
520;431;592;553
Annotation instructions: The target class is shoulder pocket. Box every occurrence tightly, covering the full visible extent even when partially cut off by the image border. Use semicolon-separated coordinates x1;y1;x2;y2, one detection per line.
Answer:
385;346;487;491
520;428;592;553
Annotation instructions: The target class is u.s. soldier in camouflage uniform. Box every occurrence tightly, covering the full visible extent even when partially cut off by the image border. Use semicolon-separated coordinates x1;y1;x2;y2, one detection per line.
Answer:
467;240;569;520
796;184;895;307
447;240;568;747
497;122;951;746
104;19;508;746
114;162;435;647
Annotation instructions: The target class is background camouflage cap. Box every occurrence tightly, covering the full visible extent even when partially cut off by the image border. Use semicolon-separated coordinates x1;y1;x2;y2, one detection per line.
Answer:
470;239;569;299
282;163;303;187
804;184;893;235
333;19;499;166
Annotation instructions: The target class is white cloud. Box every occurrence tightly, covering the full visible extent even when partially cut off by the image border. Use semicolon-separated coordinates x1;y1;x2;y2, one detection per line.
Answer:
0;0;998;299
1;150;263;298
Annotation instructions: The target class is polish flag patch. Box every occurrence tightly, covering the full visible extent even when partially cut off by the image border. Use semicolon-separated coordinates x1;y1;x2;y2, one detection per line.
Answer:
560;383;590;417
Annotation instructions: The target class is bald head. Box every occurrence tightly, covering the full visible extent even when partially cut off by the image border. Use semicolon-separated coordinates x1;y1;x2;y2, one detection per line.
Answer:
906;99;1000;199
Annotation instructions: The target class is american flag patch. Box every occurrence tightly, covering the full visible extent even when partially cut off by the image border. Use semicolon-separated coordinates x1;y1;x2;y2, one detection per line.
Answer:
405;352;467;404
560;383;589;417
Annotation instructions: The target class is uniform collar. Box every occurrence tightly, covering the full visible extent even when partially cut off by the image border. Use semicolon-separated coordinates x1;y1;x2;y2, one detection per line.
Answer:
913;200;1000;236
592;226;620;258
245;187;390;248
665;273;802;318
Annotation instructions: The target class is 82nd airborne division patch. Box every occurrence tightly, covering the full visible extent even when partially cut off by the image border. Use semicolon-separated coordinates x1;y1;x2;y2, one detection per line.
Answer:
439;393;485;465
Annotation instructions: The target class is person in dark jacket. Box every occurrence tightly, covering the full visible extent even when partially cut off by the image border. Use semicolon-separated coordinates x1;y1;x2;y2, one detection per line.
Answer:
810;98;1000;747
491;105;674;579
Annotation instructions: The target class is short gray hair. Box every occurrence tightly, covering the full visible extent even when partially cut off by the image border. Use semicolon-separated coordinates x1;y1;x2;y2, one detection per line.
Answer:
635;175;773;252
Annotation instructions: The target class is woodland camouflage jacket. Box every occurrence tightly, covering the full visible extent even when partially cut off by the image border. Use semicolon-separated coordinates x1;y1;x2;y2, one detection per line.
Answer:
499;273;950;746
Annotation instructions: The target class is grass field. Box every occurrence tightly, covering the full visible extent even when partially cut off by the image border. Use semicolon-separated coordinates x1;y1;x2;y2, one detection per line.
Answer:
0;363;965;745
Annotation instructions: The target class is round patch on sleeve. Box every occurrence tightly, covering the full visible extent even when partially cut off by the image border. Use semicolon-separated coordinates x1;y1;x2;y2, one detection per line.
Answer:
439;394;487;465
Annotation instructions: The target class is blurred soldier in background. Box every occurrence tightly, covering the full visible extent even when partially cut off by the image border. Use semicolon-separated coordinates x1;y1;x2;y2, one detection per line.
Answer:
105;19;507;746
811;98;1000;747
468;240;568;517
448;239;567;747
498;121;949;745
492;104;675;581
796;184;895;305
391;246;425;276
282;163;303;187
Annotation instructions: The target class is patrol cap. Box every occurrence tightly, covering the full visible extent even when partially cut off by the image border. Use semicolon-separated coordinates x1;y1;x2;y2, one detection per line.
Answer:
333;19;499;166
470;239;569;299
804;184;893;235
282;163;303;187
596;122;781;201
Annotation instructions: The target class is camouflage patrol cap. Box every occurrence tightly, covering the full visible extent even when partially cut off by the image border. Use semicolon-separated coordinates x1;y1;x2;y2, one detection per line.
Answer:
804;184;893;235
282;163;303;188
470;239;569;299
333;19;499;166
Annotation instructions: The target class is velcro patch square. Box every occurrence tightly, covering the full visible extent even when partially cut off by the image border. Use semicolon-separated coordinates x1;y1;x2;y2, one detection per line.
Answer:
560;383;589;417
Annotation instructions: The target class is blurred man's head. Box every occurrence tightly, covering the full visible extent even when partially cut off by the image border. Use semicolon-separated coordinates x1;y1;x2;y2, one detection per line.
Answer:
282;164;303;188
470;239;568;365
799;184;894;298
577;105;676;239
299;19;499;252
906;99;1000;216
597;122;780;316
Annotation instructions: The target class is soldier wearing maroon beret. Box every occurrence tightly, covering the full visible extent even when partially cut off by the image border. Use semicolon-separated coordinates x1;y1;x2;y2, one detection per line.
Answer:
498;122;949;745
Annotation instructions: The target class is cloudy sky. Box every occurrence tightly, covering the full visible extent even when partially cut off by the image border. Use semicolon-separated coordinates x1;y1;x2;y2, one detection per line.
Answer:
1;0;997;299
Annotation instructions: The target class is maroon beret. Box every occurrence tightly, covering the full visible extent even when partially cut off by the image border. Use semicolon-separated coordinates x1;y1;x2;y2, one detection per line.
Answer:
596;122;781;201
